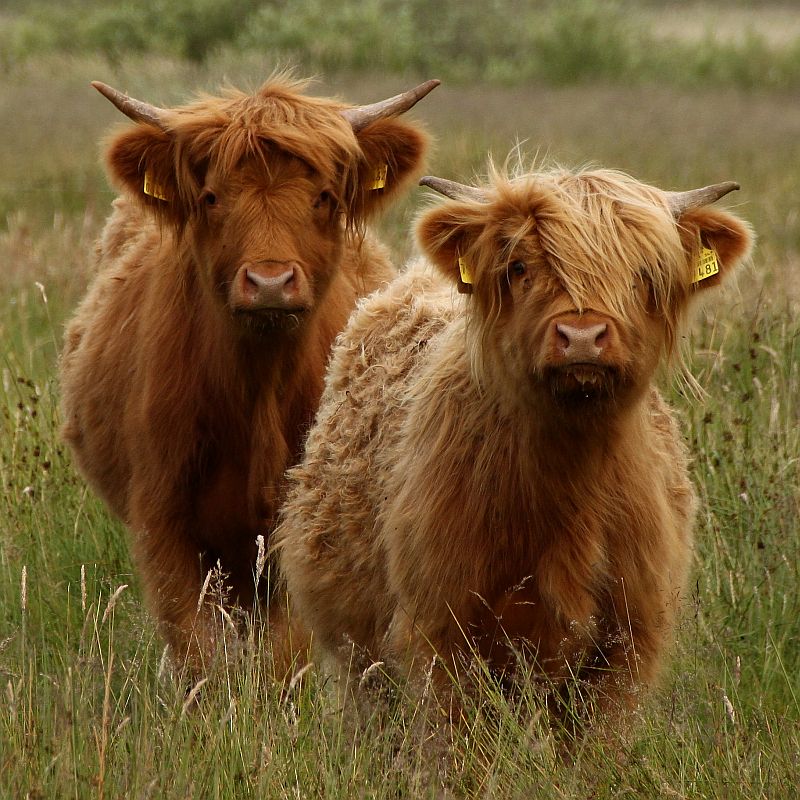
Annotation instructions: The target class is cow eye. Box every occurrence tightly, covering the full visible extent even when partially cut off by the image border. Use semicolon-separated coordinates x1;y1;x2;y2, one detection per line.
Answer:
314;190;332;209
510;260;527;277
200;190;217;207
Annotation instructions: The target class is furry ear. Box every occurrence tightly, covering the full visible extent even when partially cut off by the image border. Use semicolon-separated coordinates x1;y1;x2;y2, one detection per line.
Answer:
104;125;192;226
678;207;754;292
416;201;488;292
349;118;428;221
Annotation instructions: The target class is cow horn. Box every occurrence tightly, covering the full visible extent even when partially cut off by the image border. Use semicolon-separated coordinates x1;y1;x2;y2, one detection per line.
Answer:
342;79;440;132
419;175;488;203
91;81;170;132
667;181;740;218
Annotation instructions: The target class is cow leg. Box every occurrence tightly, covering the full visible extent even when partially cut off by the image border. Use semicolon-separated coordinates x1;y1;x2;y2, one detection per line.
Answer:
385;610;469;724
568;598;668;731
265;587;312;681
131;519;223;675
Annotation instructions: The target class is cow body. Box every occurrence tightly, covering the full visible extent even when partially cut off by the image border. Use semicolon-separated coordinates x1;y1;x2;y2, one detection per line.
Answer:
60;75;431;671
275;166;752;716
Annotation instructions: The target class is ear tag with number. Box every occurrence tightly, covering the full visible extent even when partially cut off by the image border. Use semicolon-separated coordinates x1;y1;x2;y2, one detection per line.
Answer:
369;163;388;191
457;255;474;294
692;246;720;284
143;171;168;202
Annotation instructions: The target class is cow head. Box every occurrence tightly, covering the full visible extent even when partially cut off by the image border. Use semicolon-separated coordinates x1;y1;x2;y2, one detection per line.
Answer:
95;75;435;336
417;167;753;416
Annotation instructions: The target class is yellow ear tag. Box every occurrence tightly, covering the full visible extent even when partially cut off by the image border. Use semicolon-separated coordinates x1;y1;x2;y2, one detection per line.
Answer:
692;246;720;284
458;255;474;284
457;255;474;294
369;163;388;191
143;171;168;202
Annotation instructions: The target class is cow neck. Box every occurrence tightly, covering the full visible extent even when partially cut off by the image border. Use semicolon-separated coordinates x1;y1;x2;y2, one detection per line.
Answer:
460;352;651;546
521;391;649;496
454;322;655;503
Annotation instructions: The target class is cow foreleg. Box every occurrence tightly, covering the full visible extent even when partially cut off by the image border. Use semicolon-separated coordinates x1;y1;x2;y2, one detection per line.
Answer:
131;520;226;676
569;595;669;731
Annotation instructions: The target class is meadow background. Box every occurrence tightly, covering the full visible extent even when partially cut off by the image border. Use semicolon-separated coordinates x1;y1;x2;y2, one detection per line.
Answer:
1;1;799;797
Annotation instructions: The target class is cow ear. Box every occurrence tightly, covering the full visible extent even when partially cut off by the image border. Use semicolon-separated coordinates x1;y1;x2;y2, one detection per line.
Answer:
350;118;428;220
104;125;187;225
678;207;754;292
416;201;487;291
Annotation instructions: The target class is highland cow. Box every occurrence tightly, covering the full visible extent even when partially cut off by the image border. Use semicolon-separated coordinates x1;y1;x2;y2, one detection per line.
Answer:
275;164;752;718
59;74;436;671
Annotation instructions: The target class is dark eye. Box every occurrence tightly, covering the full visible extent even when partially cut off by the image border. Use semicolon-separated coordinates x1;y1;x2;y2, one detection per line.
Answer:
314;190;332;209
201;190;217;207
510;260;527;277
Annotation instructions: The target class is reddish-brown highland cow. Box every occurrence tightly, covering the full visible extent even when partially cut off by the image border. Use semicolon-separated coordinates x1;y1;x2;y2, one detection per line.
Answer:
59;74;435;672
275;164;753;721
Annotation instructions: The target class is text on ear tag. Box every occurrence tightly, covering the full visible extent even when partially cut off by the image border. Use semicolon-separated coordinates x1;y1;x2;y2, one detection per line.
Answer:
692;246;719;284
143;171;168;202
369;163;388;191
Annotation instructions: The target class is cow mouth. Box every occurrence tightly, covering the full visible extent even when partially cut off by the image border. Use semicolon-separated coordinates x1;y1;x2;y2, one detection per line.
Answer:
232;306;308;334
547;363;619;401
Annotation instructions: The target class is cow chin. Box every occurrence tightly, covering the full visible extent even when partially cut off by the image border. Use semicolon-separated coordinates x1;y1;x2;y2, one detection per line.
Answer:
232;307;308;336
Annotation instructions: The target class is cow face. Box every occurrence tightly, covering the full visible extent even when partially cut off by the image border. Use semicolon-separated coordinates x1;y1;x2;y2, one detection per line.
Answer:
188;149;347;335
417;170;753;415
99;77;431;337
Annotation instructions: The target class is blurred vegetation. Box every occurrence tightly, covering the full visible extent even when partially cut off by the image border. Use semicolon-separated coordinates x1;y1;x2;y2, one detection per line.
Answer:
2;0;800;89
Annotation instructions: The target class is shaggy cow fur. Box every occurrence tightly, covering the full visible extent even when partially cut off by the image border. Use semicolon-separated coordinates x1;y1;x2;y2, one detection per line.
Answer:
59;74;430;672
275;163;753;719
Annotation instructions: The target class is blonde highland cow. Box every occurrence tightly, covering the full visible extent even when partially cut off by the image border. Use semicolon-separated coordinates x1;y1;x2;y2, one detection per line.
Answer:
275;163;753;721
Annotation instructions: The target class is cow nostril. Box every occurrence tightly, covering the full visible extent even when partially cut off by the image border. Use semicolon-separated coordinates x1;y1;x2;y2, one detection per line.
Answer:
556;324;571;350
593;323;609;348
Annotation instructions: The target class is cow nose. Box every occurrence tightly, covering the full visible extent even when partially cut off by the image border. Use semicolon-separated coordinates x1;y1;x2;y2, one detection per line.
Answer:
244;266;294;295
555;322;608;360
232;261;305;311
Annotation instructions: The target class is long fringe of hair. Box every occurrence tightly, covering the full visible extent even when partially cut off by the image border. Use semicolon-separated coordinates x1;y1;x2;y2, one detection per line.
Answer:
434;159;703;389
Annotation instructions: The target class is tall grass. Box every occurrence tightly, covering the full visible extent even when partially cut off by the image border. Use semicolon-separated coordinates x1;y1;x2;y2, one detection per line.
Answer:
1;47;799;798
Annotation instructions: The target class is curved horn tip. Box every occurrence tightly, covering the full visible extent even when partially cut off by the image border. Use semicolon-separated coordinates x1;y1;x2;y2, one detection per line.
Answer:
418;78;441;94
90;80;171;131
90;80;114;99
343;78;441;131
668;180;743;217
91;80;134;113
711;180;740;195
419;175;487;202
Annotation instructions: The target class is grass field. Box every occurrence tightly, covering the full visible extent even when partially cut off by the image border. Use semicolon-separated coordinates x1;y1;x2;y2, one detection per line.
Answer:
1;9;800;797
